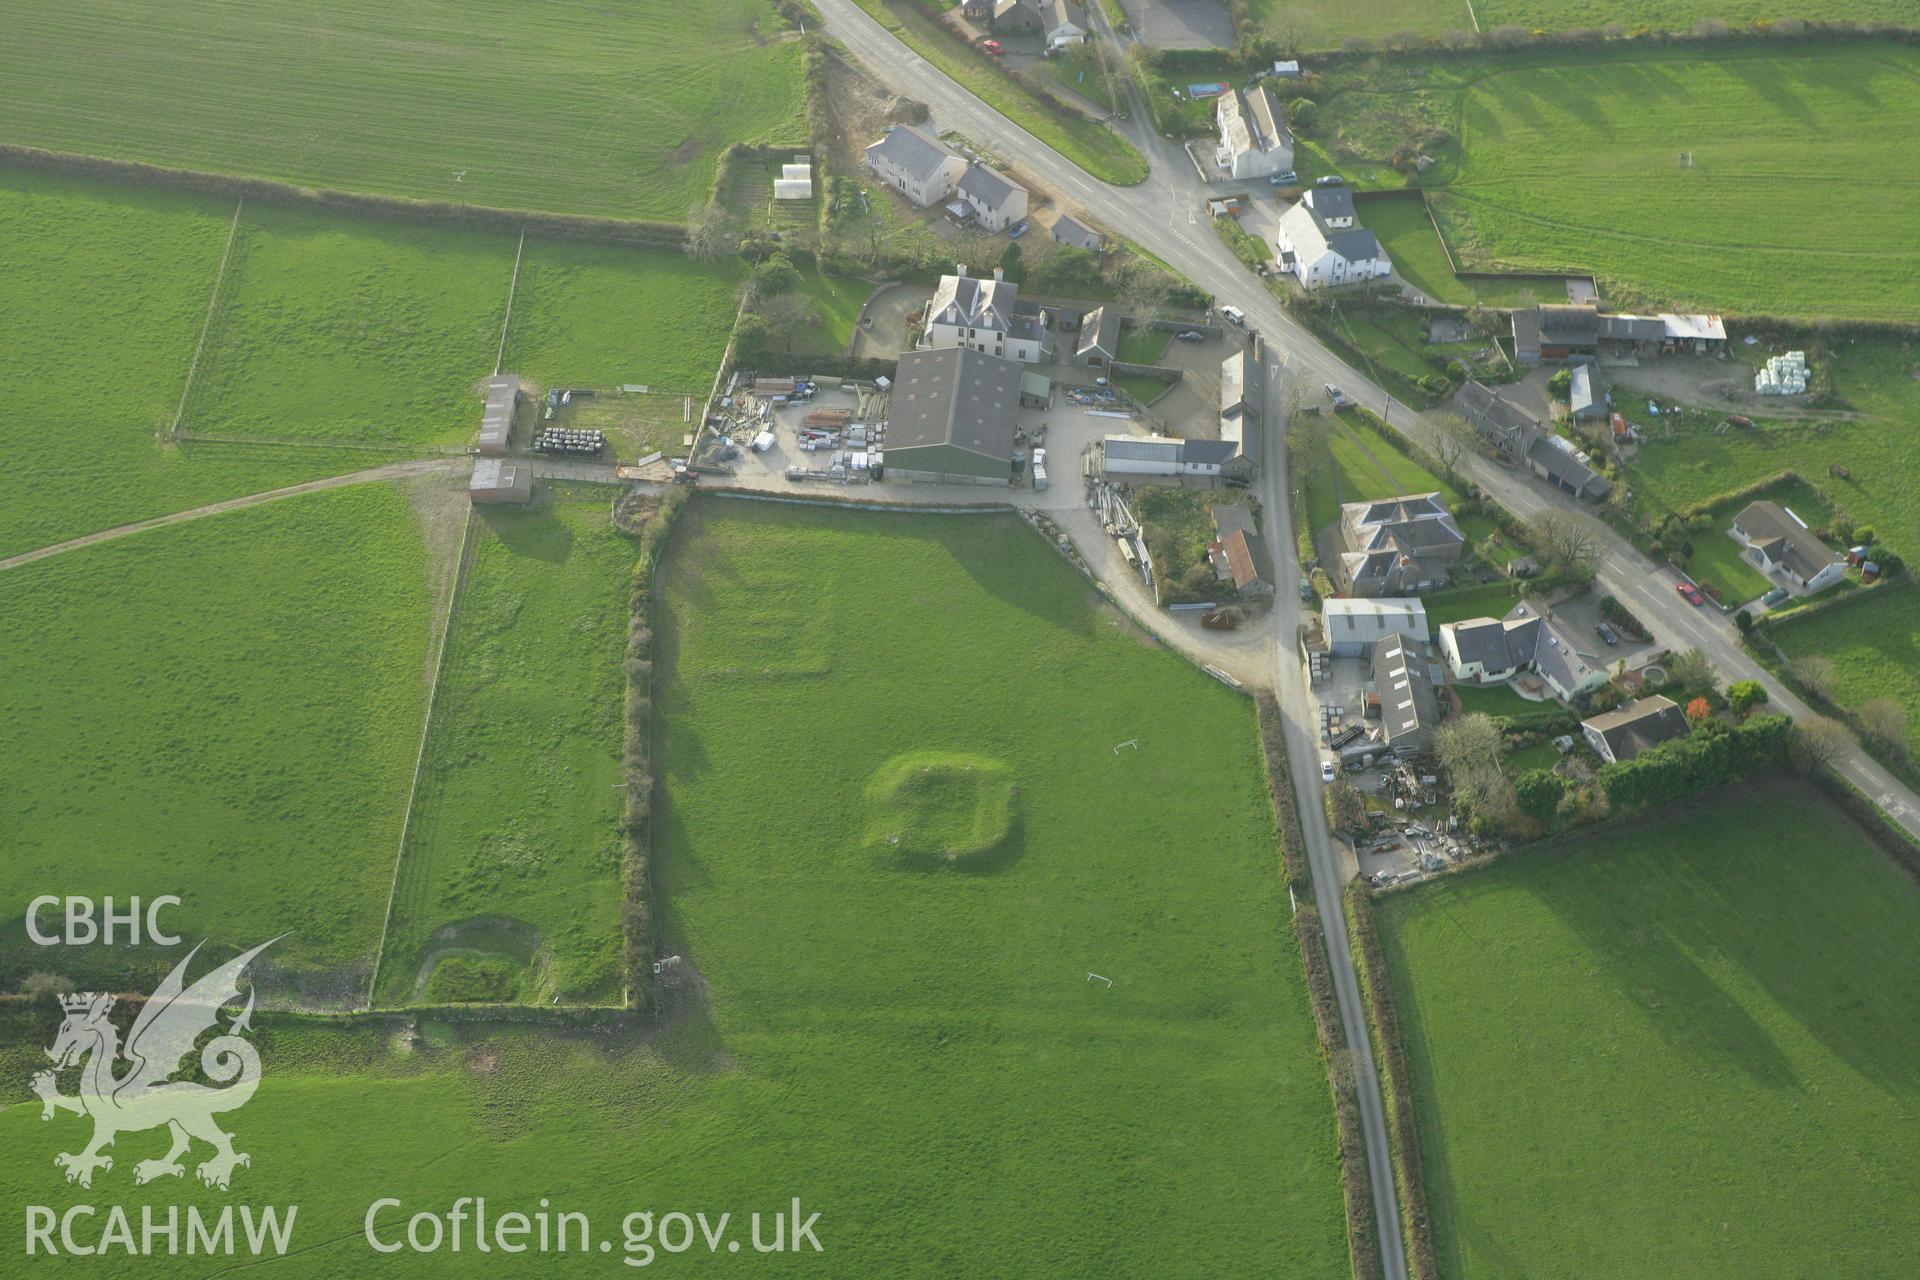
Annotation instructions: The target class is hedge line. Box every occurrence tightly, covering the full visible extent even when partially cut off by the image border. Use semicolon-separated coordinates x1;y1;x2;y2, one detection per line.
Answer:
613;486;694;1011
1254;694;1383;1280
741;352;898;380
0;143;692;249
1345;884;1440;1280
1808;765;1920;888
1597;712;1790;810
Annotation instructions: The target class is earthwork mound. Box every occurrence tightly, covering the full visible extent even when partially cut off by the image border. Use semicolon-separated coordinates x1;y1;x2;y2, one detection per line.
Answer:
863;752;1017;869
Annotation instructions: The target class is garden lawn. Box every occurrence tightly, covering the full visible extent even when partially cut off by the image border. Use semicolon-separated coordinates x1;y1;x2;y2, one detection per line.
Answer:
847;0;1148;184
1434;45;1920;322
1245;0;1459;49
502;240;744;393
1684;525;1773;604
0;167;384;555
650;500;1349;1273
0;0;806;221
1498;739;1560;779
1771;582;1920;759
1116;325;1169;365
1376;781;1920;1278
187;203;516;446
0;482;440;990
1422;581;1522;630
1362;196;1563;310
376;493;636;1007
792;272;870;355
1451;681;1544;719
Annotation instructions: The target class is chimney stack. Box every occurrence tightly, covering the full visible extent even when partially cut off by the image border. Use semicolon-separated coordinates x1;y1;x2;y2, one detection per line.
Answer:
993;266;1004;281
956;264;968;278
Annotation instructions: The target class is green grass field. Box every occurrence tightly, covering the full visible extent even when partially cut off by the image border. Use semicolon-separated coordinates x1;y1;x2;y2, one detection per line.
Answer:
1360;195;1566;309
1672;476;1835;604
791;271;870;355
187;204;516;446
502;241;744;392
375;494;635;1008
650;500;1349;1272
1435;45;1920;322
1306;409;1461;534
1376;781;1920;1277
0;168;385;555
0;481;443;994
0;0;806;221
1772;583;1920;758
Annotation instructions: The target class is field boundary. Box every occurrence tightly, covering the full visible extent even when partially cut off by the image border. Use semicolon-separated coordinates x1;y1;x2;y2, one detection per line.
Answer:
365;504;480;1010
0;144;688;249
495;229;526;376
1345;882;1440;1280
1255;694;1383;1280
168;196;245;440
176;431;466;456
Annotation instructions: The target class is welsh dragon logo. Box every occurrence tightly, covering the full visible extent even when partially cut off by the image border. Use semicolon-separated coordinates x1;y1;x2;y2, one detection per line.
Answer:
32;938;279;1191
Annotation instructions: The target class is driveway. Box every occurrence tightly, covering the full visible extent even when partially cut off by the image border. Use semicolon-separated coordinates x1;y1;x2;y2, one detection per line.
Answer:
851;283;931;360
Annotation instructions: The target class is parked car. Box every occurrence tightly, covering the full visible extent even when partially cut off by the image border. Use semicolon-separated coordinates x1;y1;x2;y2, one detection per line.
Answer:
1320;760;1337;783
1299;579;1315;602
1676;581;1706;605
1596;622;1618;646
1324;383;1354;409
1007;218;1029;239
1219;304;1246;326
1175;330;1206;343
982;38;1003;54
1762;586;1788;606
1270;170;1299;185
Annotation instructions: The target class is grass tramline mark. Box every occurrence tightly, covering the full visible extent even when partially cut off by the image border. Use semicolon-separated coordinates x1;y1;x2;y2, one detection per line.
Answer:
496;228;526;376
168;196;245;441
366;505;478;1009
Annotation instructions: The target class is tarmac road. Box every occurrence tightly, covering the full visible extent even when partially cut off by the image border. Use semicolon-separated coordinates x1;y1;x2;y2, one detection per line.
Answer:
812;6;1920;1271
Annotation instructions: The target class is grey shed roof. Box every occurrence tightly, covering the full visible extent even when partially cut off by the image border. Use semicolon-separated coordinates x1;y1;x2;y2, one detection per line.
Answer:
888;347;1022;463
1180;438;1242;465
478;374;517;453
1526;435;1611;499
865;124;958;181
1457;379;1543;451
1212;503;1257;541
1569;365;1599;415
1103;434;1183;463
1079;305;1120;359
957;162;1023;211
1051;213;1104;251
1372;634;1438;748
1220;349;1262;418
1584;695;1690;761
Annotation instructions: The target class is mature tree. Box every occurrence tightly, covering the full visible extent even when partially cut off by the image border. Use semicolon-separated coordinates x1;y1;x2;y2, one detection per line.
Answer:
1791;714;1852;773
1514;768;1566;824
744;253;802;306
1527;509;1604;580
1324;777;1366;835
759;292;822;352
1785;654;1836;702
1727;679;1768;718
1858;698;1909;761
998;241;1024;281
684;200;738;264
1666;646;1715;696
1117;261;1173;328
1437;712;1512;821
1428;413;1476;485
731;311;770;355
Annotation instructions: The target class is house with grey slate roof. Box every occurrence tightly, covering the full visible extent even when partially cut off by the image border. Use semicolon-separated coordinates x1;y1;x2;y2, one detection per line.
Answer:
1439;600;1607;703
1275;178;1391;289
1582;695;1691;764
1336;492;1464;597
954;161;1029;232
1731;500;1846;595
864;124;967;208
922;265;1053;363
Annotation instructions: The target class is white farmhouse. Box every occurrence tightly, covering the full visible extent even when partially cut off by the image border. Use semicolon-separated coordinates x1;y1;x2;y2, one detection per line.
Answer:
864;124;967;208
1275;177;1392;289
1215;84;1293;180
954;162;1029;232
922;266;1053;364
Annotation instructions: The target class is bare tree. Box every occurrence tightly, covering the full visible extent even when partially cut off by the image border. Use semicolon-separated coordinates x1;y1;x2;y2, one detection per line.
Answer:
1858;698;1909;761
685;201;738;264
1324;777;1366;835
758;293;822;352
1117;261;1173;329
1526;508;1604;580
1428;413;1476;485
1786;654;1837;702
1665;646;1715;695
1437;712;1513;822
1791;715;1852;773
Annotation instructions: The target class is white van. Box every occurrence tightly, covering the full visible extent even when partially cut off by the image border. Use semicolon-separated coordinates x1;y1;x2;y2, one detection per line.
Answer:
1220;305;1246;327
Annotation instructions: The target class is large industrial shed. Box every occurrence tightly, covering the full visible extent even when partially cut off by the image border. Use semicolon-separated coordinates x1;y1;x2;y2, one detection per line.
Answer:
478;374;518;456
884;347;1024;484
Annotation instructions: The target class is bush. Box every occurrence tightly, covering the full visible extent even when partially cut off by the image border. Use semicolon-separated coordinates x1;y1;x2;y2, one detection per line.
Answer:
1288;98;1320;134
1728;679;1767;717
1598;713;1791;809
1515;769;1566;824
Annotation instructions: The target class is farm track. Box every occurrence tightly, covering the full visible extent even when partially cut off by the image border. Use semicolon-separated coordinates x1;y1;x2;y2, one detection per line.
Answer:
0;457;460;574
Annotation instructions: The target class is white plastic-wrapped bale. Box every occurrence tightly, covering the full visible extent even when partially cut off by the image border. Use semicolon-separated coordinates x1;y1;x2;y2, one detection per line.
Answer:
774;177;813;200
781;163;811;181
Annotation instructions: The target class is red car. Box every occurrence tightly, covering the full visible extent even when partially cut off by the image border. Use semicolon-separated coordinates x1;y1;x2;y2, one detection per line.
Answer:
982;39;1004;54
1676;581;1706;605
